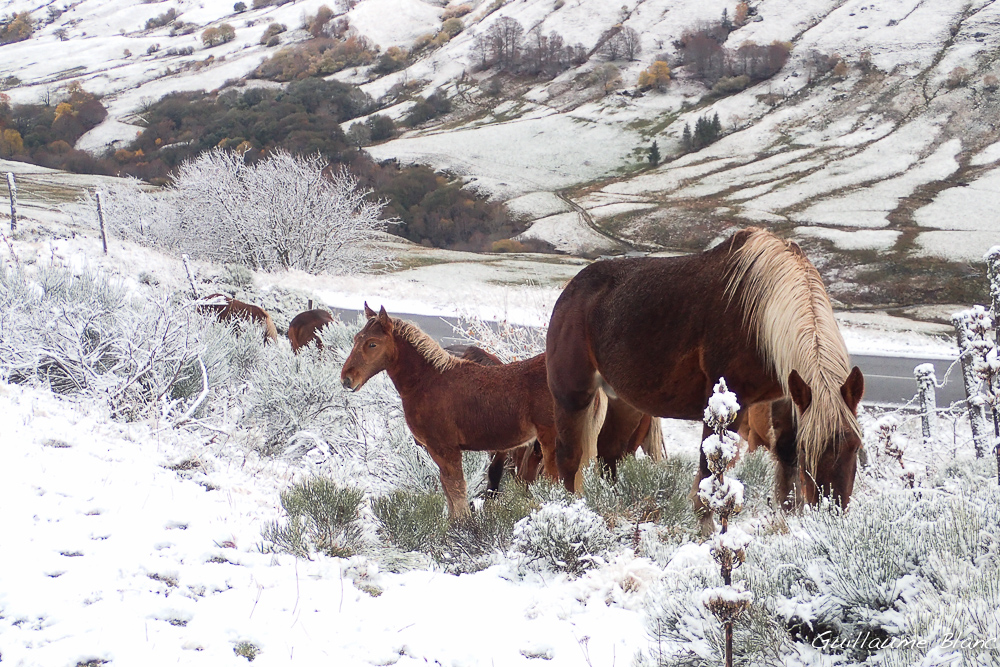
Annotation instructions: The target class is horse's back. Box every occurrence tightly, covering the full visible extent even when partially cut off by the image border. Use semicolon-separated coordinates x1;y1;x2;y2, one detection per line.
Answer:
548;238;776;419
289;309;335;352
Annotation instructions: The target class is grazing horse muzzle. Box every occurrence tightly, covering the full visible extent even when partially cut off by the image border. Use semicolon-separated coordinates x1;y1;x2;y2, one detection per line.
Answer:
341;374;356;391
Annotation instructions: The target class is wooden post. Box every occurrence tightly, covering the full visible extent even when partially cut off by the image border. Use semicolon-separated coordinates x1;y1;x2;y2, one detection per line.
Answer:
953;311;990;458
95;190;108;254
914;363;937;446
181;254;198;299
6;172;16;233
307;299;313;310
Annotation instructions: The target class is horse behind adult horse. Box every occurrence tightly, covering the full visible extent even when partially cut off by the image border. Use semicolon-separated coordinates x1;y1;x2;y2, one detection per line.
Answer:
545;228;864;529
288;308;335;353
342;305;606;519
197;293;278;343
443;344;664;489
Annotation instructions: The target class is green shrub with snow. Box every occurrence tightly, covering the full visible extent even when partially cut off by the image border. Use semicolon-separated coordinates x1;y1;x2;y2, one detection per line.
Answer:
261;477;365;558
512;498;614;576
583;455;698;533
372;479;535;572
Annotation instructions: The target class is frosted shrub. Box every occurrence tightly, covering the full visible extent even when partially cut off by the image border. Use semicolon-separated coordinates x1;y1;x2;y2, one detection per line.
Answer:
261;477;365;558
511;499;613;575
87;149;392;275
453;315;546;361
0;264;221;421
743;487;1000;663
640;571;786;667
78;177;175;250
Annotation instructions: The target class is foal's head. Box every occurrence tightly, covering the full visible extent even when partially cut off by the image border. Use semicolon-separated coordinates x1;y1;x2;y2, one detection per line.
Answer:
341;303;397;391
787;366;865;508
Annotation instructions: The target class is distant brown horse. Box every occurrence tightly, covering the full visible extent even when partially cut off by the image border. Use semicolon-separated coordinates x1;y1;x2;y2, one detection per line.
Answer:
196;293;278;343
342;305;606;519
288;308;335;353
545;228;864;531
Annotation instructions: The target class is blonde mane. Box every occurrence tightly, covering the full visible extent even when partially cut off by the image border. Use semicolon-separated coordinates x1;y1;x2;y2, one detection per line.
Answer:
392;318;462;373
725;229;860;474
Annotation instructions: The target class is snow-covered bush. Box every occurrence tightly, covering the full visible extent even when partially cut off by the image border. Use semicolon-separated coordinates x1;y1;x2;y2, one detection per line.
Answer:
639;569;787;667
0;264;226;421
260;477;365;558
453;315;546;361
511;499;614;576
87;149;392;275
743;487;1000;664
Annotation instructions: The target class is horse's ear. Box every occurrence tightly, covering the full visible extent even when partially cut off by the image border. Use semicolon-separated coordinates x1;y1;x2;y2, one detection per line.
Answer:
364;302;376;319
788;370;812;413
841;366;865;412
377;306;393;334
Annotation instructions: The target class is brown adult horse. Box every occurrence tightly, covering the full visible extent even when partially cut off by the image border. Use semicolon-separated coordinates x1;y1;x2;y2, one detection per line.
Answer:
288;308;335;353
197;293;278;343
545;228;864;529
342;305;606;519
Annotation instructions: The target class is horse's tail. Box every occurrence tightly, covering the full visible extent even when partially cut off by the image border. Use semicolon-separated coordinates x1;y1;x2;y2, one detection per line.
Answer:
573;388;608;490
263;313;279;343
640;416;665;461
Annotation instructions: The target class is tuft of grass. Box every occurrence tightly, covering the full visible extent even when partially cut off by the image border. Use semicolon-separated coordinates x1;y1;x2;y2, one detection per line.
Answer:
260;477;364;559
233;641;259;662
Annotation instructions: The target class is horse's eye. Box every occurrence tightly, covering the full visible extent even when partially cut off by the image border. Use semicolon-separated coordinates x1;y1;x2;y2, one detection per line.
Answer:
368;342;377;349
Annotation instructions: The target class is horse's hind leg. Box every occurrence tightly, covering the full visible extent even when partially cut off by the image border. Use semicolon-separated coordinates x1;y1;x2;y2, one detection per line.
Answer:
486;450;508;495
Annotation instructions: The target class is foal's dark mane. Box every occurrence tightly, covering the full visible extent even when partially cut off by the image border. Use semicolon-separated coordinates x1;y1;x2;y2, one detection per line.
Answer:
724;229;861;473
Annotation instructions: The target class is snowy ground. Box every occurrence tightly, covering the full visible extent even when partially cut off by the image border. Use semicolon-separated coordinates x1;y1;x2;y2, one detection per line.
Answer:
0;383;661;666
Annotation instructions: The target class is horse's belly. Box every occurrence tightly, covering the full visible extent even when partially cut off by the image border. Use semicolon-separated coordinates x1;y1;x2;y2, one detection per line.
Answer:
601;351;707;421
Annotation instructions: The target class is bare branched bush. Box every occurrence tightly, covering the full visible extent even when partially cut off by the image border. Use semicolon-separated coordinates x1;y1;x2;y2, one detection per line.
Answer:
0;264;222;422
86;149;392;275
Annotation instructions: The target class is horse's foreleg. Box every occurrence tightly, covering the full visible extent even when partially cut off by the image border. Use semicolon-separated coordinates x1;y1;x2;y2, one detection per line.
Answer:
424;445;470;520
533;428;559;482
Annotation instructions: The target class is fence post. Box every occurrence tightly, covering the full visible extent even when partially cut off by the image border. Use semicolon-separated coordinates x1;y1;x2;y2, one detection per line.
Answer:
95;190;108;254
181;254;198;299
986;246;1000;347
952;308;991;458
914;363;937;446
6;172;16;233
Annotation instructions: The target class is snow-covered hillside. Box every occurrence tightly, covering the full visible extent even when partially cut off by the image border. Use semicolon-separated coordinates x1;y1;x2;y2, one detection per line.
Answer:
3;0;1000;295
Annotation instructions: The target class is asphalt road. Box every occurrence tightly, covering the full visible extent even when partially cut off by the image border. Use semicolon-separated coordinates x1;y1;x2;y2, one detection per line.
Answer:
332;308;965;408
